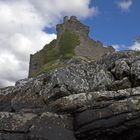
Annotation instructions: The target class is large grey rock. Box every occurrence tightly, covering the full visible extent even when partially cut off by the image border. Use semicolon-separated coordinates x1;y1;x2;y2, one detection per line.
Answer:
0;133;26;140
0;112;76;140
11;77;46;112
11;89;45;112
90;69;114;91
0;86;17;111
74;87;140;140
48;87;140;113
28;112;76;140
111;59;130;80
110;77;132;90
0;112;37;132
131;60;140;86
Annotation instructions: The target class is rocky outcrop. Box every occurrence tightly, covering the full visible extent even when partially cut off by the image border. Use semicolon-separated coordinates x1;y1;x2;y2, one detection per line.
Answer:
0;50;140;140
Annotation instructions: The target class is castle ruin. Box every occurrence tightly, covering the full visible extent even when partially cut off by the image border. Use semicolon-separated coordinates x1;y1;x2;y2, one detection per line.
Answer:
29;16;115;77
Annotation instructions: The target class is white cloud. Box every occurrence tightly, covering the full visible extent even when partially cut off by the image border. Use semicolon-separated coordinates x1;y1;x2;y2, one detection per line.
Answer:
112;44;121;51
112;44;127;51
0;0;97;88
129;42;140;50
29;0;99;27
112;41;140;51
117;0;133;11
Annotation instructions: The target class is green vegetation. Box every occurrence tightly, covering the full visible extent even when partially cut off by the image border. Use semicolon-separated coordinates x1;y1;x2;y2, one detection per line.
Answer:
38;39;60;63
59;30;80;58
37;61;66;75
31;30;80;76
34;30;79;64
33;39;58;64
43;46;60;63
31;61;66;77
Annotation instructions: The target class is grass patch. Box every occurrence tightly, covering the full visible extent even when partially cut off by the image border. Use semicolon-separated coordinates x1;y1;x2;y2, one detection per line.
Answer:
36;61;66;76
59;30;80;58
33;39;58;61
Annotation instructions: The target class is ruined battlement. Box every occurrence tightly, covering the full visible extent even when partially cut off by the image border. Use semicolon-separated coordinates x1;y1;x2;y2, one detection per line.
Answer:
56;16;89;39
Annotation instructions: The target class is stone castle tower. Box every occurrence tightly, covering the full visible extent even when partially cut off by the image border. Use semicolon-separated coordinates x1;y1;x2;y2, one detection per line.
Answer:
29;16;115;77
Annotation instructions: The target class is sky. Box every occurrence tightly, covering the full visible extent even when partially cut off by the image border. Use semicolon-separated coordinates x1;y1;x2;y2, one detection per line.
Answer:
0;0;140;88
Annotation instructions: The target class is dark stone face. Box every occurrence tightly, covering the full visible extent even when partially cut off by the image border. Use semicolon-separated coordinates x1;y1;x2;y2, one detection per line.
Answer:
0;134;26;140
28;113;75;140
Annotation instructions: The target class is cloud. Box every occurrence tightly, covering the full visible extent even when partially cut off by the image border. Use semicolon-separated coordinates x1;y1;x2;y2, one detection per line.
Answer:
29;0;99;27
129;42;140;50
112;44;122;51
112;41;140;51
0;0;97;88
117;0;133;11
112;44;127;51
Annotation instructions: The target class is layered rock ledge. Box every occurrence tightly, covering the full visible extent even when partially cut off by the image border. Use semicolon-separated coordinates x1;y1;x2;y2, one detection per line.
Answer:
0;50;140;140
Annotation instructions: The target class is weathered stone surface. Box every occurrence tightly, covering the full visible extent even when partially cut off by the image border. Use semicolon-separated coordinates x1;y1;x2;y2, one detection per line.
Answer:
48;87;140;113
49;93;88;112
28;112;75;140
0;133;26;140
11;90;45;112
90;69;114;91
0;112;75;140
131;60;140;86
0;86;17;111
75;111;140;140
74;87;140;140
11;77;46;112
111;59;130;80
110;77;132;90
0;50;140;140
0;112;37;132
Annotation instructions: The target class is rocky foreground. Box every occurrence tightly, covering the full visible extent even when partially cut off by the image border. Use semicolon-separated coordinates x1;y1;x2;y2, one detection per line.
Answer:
0;51;140;140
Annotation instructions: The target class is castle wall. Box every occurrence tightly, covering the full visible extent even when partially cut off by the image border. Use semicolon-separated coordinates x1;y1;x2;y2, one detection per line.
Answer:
28;55;42;77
